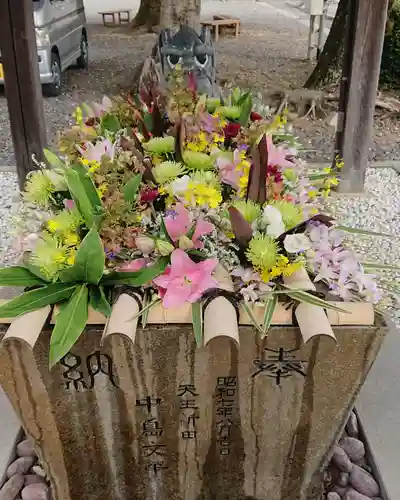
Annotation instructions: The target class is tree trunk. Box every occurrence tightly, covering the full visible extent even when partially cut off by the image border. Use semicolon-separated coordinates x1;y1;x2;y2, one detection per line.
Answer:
304;0;349;89
160;0;201;30
131;0;161;31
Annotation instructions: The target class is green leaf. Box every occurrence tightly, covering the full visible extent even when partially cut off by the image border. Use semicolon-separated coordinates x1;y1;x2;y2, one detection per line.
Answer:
0;283;77;318
130;297;161;322
71;163;102;210
262;295;277;338
66;169;96;228
231;87;242;105
284;290;349;313
362;262;400;272
101;114;121;134
236;91;251;106
59;228;105;285
49;284;89;368
336;225;392;238
143;112;153;133
192;302;203;347
160;217;173;243
238;94;253;126
101;257;169;286
89;286;112;317
43;149;64;168
123;173;142;203
241;301;264;335
0;267;47;287
23;261;51;282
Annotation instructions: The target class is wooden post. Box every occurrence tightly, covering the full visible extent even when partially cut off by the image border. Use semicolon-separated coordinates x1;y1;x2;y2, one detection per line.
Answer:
0;0;46;189
337;0;389;193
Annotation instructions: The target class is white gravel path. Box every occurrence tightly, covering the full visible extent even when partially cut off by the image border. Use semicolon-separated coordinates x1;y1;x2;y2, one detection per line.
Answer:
0;167;398;326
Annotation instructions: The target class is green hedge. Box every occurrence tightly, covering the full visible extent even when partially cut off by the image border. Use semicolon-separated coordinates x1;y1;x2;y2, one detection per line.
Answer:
380;1;400;88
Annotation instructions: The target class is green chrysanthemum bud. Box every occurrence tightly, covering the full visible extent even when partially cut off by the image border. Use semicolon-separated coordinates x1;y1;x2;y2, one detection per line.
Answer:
246;234;279;270
206;98;222;113
283;168;296;182
143;136;175;155
24;171;54;208
183;151;215;170
216;106;241;120
269;200;304;230
153;161;185;185
232;200;261;224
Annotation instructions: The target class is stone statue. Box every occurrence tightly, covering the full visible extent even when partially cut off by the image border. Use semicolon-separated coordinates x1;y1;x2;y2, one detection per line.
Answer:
132;25;219;100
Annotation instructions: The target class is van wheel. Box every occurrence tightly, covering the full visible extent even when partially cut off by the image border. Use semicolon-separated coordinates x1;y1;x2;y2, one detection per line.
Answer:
43;52;62;97
76;34;89;69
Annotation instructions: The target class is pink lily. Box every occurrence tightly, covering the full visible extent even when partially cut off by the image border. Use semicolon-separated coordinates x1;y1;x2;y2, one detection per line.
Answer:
79;138;115;163
216;149;248;189
91;96;113;118
164;204;214;249
266;135;294;169
153;249;218;308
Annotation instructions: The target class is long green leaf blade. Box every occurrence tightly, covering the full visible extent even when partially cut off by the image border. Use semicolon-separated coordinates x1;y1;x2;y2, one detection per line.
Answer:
336;225;392;238
262;296;277;338
285;290;349;313
101;257;169;286
362;262;400;272
59;228;105;284
71;163;102;210
49;284;89;368
0;267;47;287
192;302;203;347
238;93;253;126
66;169;96;228
0;283;77;318
241;301;264;335
43;149;65;168
130;297;161;322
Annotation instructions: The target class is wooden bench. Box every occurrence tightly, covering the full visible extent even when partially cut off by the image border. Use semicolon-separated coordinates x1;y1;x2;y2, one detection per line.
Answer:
99;9;131;27
201;16;240;42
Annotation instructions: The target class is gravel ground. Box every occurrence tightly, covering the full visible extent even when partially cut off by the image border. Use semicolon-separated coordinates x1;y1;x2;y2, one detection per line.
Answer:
0;1;399;164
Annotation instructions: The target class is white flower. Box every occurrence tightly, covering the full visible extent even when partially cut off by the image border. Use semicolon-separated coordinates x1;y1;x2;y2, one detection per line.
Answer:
262;205;285;238
170;175;190;197
284;233;312;254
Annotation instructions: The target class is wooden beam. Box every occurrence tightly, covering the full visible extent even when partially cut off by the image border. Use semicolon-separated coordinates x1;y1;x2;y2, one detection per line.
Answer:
0;0;46;189
336;0;389;193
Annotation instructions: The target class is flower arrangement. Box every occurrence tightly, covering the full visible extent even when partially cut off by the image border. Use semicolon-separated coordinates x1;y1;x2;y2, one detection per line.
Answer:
0;69;390;367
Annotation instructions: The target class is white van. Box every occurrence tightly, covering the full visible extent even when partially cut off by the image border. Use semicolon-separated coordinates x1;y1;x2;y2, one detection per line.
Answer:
0;0;88;97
